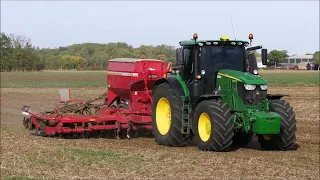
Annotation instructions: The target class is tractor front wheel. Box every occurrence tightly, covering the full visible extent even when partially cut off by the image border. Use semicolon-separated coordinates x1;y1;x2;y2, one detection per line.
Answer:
151;83;184;147
258;99;297;150
193;100;234;151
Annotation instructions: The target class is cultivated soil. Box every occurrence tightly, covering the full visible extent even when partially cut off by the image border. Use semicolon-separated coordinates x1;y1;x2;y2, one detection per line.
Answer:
1;86;319;180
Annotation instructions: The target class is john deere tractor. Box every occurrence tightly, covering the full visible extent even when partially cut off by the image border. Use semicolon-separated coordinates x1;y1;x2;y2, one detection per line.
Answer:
151;33;296;151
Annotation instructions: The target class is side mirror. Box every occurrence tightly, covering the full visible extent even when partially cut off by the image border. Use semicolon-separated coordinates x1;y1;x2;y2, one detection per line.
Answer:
261;49;268;65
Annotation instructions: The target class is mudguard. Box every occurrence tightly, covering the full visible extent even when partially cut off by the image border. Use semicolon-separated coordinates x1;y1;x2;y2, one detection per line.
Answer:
153;76;188;98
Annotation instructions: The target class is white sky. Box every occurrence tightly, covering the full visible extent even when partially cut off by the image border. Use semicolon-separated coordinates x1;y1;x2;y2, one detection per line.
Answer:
1;1;319;55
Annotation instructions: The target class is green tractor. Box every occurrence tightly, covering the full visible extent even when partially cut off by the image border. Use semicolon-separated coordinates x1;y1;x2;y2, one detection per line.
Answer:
151;33;297;151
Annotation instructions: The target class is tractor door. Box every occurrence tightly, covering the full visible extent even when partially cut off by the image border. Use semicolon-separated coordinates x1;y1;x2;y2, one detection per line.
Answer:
176;47;194;84
198;46;219;94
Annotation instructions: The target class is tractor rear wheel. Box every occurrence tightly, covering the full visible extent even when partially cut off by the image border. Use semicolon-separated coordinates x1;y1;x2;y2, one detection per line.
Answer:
258;99;297;150
193;100;234;151
151;83;184;147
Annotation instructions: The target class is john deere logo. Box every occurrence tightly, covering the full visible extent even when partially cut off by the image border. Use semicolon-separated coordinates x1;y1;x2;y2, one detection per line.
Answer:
256;91;260;95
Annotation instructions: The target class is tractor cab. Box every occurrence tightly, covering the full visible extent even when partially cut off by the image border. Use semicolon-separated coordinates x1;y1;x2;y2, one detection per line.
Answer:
175;33;268;102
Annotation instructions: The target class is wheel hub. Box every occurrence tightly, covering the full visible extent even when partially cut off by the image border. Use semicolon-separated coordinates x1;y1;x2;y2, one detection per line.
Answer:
198;112;211;142
156;97;171;135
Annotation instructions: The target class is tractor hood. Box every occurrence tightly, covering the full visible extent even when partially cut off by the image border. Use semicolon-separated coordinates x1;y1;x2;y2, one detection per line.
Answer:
217;70;267;85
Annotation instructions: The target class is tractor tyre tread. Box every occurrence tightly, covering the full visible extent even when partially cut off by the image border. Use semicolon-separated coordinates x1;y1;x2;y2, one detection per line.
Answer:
151;82;184;147
193;99;234;152
259;99;297;150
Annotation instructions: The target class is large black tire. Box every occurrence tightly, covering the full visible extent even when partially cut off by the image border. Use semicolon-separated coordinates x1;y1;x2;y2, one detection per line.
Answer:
193;100;234;151
151;83;184;147
258;99;297;150
232;132;253;147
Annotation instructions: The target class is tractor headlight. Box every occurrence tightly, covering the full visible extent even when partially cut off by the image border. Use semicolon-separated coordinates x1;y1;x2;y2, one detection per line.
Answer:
260;84;268;90
244;84;256;91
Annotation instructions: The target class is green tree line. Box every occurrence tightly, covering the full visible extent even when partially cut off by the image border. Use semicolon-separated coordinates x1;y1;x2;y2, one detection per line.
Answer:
1;32;319;72
1;32;176;71
0;32;43;71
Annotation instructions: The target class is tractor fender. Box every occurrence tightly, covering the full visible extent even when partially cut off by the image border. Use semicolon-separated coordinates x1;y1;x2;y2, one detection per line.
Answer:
193;94;223;109
267;94;289;100
153;77;186;98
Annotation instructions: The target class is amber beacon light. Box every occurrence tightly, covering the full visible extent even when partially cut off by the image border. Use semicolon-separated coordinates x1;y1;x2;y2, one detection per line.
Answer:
193;33;198;40
249;33;253;40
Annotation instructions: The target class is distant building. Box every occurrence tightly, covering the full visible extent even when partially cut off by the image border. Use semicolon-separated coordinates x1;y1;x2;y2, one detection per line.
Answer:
277;54;316;69
283;54;314;64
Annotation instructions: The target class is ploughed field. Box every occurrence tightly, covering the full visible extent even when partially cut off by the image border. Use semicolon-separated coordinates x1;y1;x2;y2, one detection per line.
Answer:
1;70;319;179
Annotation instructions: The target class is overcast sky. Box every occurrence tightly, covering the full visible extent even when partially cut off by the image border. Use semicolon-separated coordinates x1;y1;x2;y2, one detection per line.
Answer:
1;1;319;55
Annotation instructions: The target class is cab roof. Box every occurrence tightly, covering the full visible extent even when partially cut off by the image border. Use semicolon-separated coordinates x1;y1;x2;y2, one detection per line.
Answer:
179;40;249;46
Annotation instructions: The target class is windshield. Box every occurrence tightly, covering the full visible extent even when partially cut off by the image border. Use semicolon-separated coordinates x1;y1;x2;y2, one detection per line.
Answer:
199;45;245;72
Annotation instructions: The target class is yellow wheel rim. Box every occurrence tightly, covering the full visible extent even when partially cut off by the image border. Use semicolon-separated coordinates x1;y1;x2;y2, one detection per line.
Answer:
198;112;211;142
156;97;171;135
